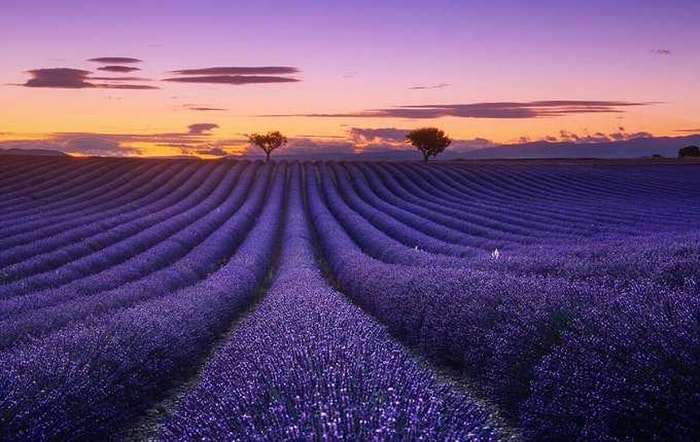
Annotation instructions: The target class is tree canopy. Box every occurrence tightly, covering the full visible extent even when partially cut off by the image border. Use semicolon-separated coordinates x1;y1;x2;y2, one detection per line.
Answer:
248;131;288;161
678;145;700;158
405;127;452;162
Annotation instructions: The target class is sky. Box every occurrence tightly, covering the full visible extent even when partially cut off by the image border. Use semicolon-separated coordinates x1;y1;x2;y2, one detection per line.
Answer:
1;0;699;157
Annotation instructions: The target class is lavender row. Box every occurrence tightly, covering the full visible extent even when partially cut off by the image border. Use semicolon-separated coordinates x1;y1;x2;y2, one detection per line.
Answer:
319;163;478;257
0;162;253;305
306;163;465;266
435;163;700;226
383;162;634;243
0;164;274;349
0;162;285;441
0;158;118;210
0;158;146;218
161;163;502;441
397;163;643;234
406;162;640;227
0;161;224;277
0;160;180;241
0;156;63;186
307;165;700;439
373;163;593;237
345;162;551;247
334;162;515;251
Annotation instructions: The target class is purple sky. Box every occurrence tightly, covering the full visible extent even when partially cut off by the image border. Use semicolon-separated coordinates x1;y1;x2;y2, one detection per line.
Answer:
1;0;699;156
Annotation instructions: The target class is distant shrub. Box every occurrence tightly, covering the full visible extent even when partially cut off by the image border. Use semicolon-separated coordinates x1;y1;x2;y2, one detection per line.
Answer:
248;131;288;161
678;145;700;158
406;127;451;162
652;153;663;158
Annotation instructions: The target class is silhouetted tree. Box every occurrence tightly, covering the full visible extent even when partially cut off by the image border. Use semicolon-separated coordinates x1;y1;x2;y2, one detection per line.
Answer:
248;131;288;161
678;145;700;158
406;127;452;162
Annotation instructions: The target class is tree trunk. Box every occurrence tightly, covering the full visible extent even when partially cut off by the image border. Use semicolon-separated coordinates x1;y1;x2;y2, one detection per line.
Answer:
266;151;270;162
423;153;429;162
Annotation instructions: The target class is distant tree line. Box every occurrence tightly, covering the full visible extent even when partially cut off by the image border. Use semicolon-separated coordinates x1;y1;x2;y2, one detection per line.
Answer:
679;145;700;158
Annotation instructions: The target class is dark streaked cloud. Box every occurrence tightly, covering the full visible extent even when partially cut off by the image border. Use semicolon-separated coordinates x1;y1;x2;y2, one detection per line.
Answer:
171;66;299;75
23;68;94;88
408;83;450;90
19;67;157;90
650;48;672;56
184;105;228;112
87;57;142;64
164;75;300;85
187;123;219;135
102;84;159;90
676;128;700;133
97;65;141;73
262;100;654;119
91;76;152;82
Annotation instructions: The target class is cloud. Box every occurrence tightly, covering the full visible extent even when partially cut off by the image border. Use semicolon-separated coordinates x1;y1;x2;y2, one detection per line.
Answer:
91;76;152;82
184;105;228;112
87;57;142;64
19;67;158;90
0;140;66;152
164;75;300;85
60;136;141;156
349;127;411;145
195;146;228;156
165;66;301;86
97;65;141;73
0;136;140;156
22;68;94;88
103;84;159;90
650;49;672;56
450;137;497;151
535;128;654;145
676;128;700;133
171;66;299;75
408;83;450;90
262;100;654;119
187;123;219;135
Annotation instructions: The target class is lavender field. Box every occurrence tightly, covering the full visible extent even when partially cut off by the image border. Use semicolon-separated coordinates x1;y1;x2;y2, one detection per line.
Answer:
1;156;699;441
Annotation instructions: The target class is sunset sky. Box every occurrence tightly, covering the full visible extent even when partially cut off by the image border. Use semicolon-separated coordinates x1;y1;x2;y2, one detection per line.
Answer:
2;0;699;157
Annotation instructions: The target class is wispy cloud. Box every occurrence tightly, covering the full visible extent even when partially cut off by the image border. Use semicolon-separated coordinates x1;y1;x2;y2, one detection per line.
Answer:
164;75;300;85
184;105;228;112
91;76;152;82
171;66;299;75
100;84;158;90
349;127;411;144
262;100;655;119
87;57;142;64
195;145;228;156
165;66;301;86
532;127;653;144
650;48;672;56
97;65;141;73
408;83;450;90
19;68;157;90
676;128;700;133
187;123;219;135
0;137;140;156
